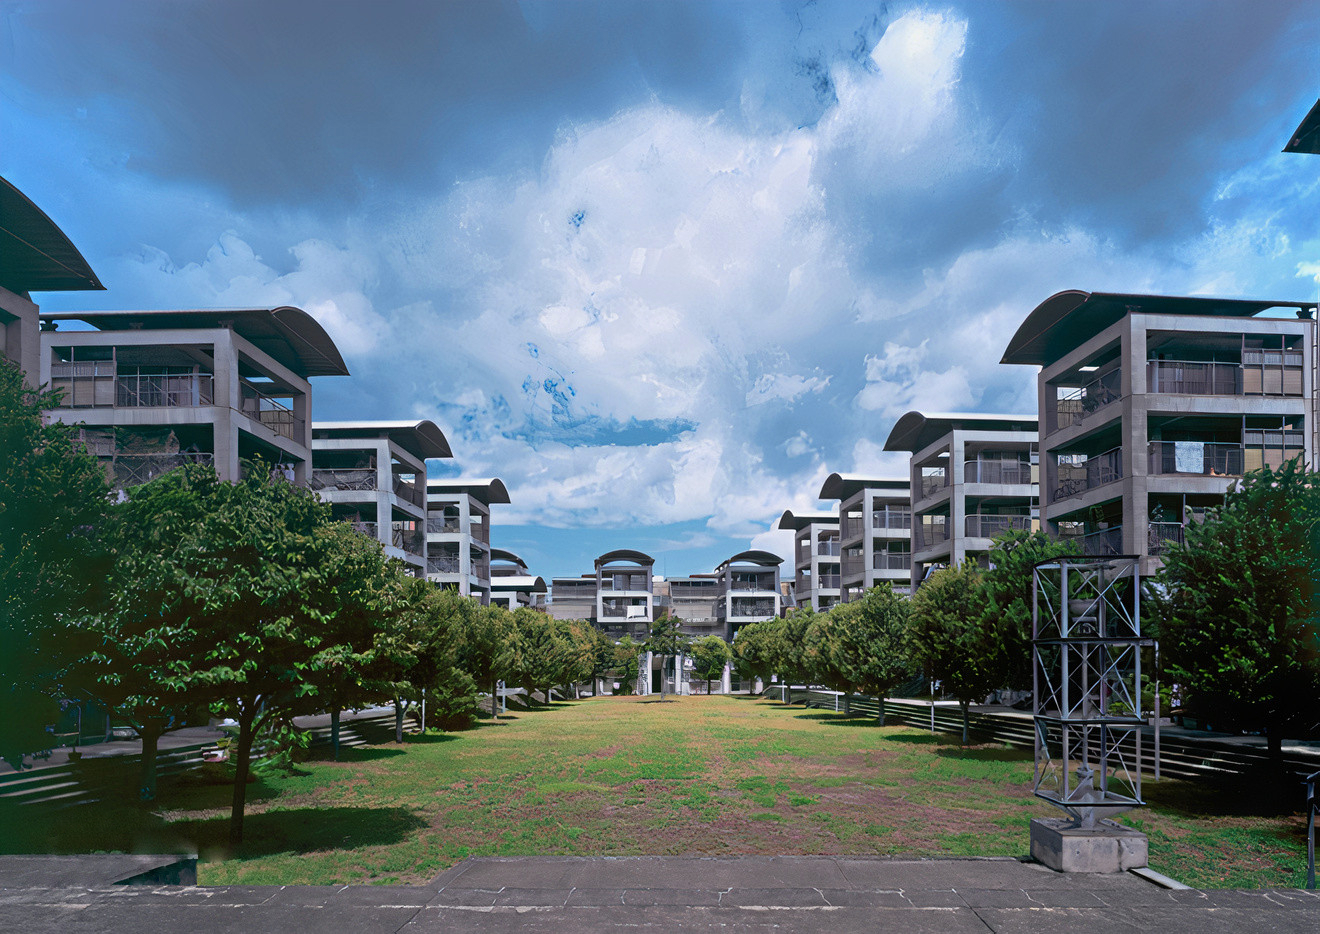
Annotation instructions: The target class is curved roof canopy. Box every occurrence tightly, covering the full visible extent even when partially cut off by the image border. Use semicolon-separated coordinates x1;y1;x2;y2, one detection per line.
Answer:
1001;290;1316;367
883;411;1037;453
717;550;783;571
1284;99;1320;154
425;477;510;504
818;473;908;501
492;575;547;594
595;549;654;567
0;176;104;294
40;307;349;377
777;509;838;531
490;548;527;568
312;420;452;460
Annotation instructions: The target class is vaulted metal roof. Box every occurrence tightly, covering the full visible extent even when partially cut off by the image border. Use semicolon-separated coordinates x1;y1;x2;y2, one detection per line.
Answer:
595;549;655;567
716;550;783;570
40;307;350;377
425;477;511;504
883;411;1037;453
312;420;452;460
1000;290;1315;367
776;510;838;531
0;176;103;294
1284;99;1320;154
818;473;908;501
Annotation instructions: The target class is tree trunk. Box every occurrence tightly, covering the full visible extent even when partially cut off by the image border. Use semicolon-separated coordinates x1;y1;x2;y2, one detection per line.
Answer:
492;677;499;718
138;724;161;802
876;695;886;726
843;694;851;715
228;711;256;847
659;656;667;700
330;708;341;761
394;697;405;743
960;699;970;746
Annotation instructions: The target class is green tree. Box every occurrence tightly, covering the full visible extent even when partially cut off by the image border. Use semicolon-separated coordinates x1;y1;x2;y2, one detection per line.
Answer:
690;635;732;693
823;586;914;723
510;607;566;702
457;602;515;717
585;624;619;695
613;635;642;694
553;618;598;698
0;361;112;769
981;528;1079;691
731;619;777;690
768;607;815;691
1159;460;1320;762
907;563;997;745
643;613;690;700
409;585;481;731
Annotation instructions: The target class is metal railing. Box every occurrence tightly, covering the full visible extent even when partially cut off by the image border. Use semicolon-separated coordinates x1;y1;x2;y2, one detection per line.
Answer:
916;520;949;549
1147;522;1184;556
1147;441;1243;477
728;599;776;619
873;552;911;571
964;514;1032;538
1053;447;1123;499
919;472;948;499
963;459;1033;485
1147;360;1243;396
428;556;461;574
311;468;378;492
1080;526;1123;557
842;517;864;540
600;603;647;619
50;364;217;409
842;553;864;579
392;475;424;508
347;519;379;540
873;508;911;530
728;578;775;592
240;384;303;441
1053;368;1121;430
105;452;214;488
426;516;461;534
815;573;840;590
816;542;840;556
390;524;425;556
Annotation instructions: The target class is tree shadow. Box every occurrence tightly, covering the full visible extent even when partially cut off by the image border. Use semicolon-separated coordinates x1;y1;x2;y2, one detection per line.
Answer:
884;732;952;745
640;699;680;704
177;805;428;860
934;745;1031;763
1144;774;1305;819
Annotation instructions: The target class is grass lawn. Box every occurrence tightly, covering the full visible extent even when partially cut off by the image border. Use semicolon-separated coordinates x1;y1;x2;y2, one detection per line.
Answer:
2;695;1311;889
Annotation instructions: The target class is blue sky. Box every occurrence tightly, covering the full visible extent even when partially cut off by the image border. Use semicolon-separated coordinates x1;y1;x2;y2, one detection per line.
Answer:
3;0;1318;582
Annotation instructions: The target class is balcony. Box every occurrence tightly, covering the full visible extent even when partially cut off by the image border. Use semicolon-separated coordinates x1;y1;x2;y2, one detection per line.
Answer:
872;508;911;530
842;553;864;579
965;514;1032;539
729;578;775;592
600;602;648;620
1053;368;1121;431
919;471;948;499
873;552;911;571
1146;359;1303;397
51;364;217;409
842;517;865;540
239;384;303;442
816;542;840;557
729;599;776;619
1147;522;1184;556
426;515;461;534
428;555;461;574
1080;526;1123;557
815;573;841;590
916;521;949;549
1148;441;1243;478
391;524;425;556
1053;448;1123;500
392;475;424;508
963;459;1033;485
104;451;214;489
311;468;377;492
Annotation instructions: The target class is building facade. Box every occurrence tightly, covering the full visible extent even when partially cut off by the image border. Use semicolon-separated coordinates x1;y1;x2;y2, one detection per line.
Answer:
715;551;782;636
884;412;1039;590
1001;290;1316;576
489;549;547;610
39;307;348;489
425;478;509;603
311;421;450;577
776;511;841;611
818;474;912;599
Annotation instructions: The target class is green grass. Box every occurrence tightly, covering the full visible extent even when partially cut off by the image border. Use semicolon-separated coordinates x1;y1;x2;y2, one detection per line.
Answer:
1;695;1311;889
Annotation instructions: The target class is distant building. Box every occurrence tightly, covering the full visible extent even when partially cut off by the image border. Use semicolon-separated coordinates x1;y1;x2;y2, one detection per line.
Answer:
818;474;912;599
1001;290;1315;576
311;421;451;577
776;511;841;611
715;550;782;636
40;307;348;488
884;412;1039;590
660;574;722;639
426;478;509;604
1;176;104;385
489;549;547;611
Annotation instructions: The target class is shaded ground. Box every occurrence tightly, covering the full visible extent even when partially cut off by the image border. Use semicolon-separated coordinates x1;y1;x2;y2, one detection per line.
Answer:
3;696;1311;889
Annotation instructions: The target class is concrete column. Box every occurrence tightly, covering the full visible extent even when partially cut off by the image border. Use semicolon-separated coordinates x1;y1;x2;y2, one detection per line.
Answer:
637;651;652;696
721;660;732;694
212;333;241;482
949;436;966;567
1122;321;1148;559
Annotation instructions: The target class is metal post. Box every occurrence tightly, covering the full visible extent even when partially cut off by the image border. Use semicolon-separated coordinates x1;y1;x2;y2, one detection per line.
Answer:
1153;644;1161;781
1305;770;1317;890
930;680;936;734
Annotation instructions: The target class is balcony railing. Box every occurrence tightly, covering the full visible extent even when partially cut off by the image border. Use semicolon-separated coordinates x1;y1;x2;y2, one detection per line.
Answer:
873;509;911;530
1147;522;1184;556
311;468;378;492
965;514;1032;539
390;524;425;556
729;599;776;619
51;364;216;409
729;578;775;592
426;516;461;534
1080;526;1123;557
1147;360;1243;396
815;573;841;590
240;384;303;442
964;460;1033;485
1054;447;1123;500
1148;441;1243;477
600;602;648;619
873;552;912;571
842;517;864;540
1053;368;1121;431
392;475;424;508
919;471;948;499
816;542;840;556
842;553;864;579
428;555;461;574
105;452;214;488
346;519;379;540
916;521;950;549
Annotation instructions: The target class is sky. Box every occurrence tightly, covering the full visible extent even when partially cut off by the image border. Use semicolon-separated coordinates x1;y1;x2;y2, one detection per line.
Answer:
3;0;1319;582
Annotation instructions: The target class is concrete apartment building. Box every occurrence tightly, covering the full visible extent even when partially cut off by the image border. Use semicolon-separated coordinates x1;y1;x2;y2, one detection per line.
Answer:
1001;290;1316;576
818;474;912;599
2;176;104;385
715;551;782;636
39;307;348;489
489;549;547;611
311;421;451;577
425;478;509;604
659;574;722;639
776;511;841;611
884;412;1039;591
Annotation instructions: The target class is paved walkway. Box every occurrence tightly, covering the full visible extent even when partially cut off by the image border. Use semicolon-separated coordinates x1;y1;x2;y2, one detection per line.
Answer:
2;855;1317;932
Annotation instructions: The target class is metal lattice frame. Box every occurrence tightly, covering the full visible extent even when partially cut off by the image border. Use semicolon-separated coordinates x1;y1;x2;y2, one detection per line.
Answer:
1032;556;1152;827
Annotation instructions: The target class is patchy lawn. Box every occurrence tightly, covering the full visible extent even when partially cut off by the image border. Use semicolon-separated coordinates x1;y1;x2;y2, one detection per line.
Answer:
3;695;1311;889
